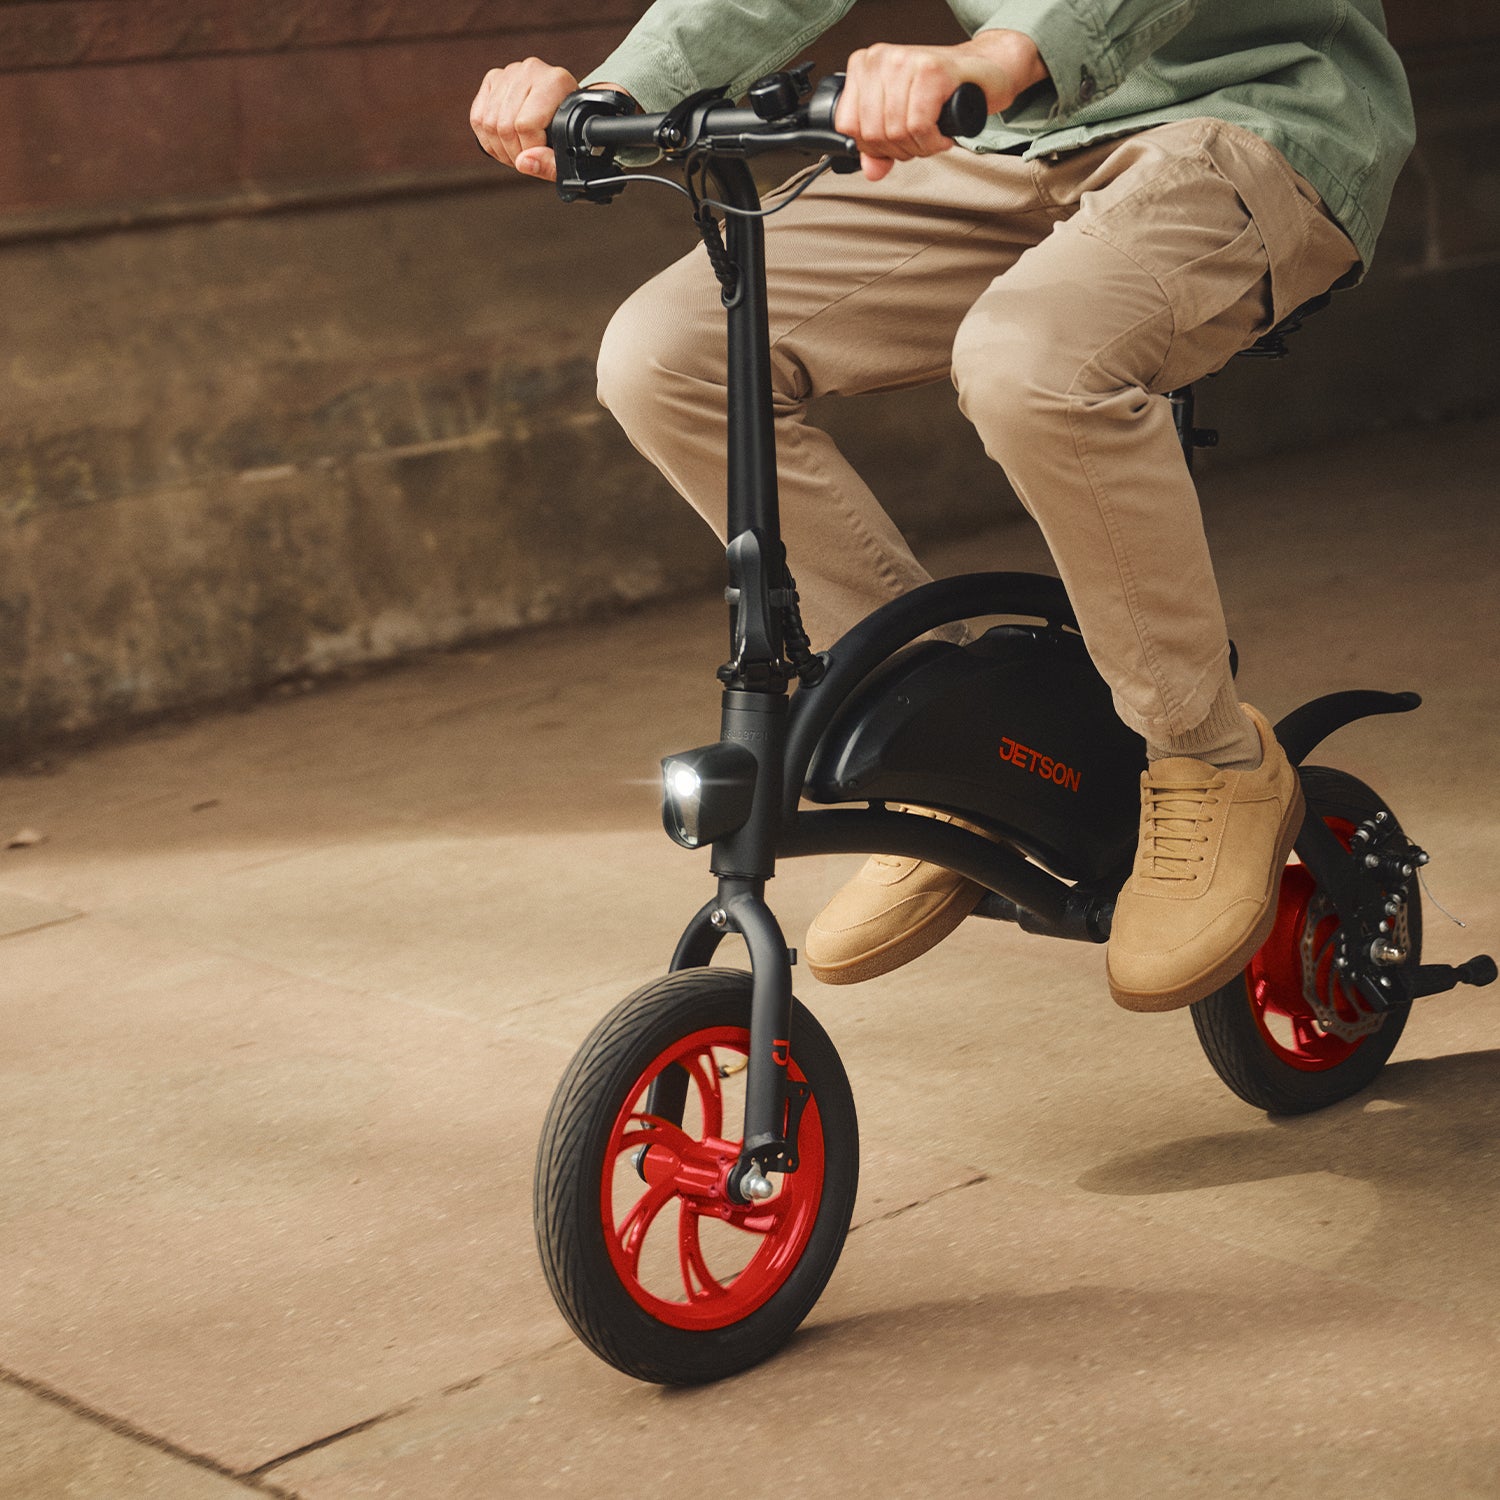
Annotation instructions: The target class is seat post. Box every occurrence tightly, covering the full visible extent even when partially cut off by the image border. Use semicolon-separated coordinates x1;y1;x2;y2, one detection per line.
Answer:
1167;383;1218;474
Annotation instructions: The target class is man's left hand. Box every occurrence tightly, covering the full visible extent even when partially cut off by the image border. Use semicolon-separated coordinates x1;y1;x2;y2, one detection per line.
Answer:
835;32;1048;181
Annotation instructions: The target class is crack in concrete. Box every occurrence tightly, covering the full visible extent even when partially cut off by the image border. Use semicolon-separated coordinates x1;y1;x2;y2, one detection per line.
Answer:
0;1366;296;1496
432;1336;579;1400
0;911;86;944
245;1336;580;1477
243;1407;416;1480
848;1171;991;1232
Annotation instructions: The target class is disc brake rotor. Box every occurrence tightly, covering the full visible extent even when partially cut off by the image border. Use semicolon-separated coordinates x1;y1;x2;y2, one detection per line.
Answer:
1301;889;1402;1043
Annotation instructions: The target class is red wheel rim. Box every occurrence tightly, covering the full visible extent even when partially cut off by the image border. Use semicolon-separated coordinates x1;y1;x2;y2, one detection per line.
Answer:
1244;816;1378;1071
600;1026;826;1330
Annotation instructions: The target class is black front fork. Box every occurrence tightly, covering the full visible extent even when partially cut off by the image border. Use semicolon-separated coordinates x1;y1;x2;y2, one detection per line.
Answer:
665;690;802;1202
668;876;801;1200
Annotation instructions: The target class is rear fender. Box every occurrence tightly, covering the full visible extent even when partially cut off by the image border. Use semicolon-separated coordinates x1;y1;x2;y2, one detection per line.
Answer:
1275;691;1420;766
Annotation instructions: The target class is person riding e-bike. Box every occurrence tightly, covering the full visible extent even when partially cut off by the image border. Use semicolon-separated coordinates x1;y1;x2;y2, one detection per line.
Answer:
471;1;1415;1013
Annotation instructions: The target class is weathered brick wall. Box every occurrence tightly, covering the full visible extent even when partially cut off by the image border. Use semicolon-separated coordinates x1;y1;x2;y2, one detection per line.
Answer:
0;2;637;223
1;1;1495;755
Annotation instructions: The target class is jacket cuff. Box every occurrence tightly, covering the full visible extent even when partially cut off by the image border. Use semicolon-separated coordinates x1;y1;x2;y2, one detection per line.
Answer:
582;35;700;113
582;38;706;164
975;0;1122;119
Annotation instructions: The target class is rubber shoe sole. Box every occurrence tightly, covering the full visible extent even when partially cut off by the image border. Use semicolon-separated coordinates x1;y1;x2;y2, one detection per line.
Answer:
806;876;984;986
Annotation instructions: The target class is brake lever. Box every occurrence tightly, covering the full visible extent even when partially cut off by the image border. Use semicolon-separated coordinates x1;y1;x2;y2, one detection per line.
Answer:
802;76;860;171
548;89;635;203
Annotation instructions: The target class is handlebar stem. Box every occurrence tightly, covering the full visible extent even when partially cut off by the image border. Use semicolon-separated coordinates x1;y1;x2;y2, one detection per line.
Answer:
714;156;788;689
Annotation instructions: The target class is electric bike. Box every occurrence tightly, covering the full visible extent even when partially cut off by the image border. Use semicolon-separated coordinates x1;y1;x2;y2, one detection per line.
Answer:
527;68;1496;1385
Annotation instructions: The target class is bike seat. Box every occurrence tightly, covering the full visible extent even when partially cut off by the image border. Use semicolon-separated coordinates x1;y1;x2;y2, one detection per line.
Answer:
1236;290;1333;360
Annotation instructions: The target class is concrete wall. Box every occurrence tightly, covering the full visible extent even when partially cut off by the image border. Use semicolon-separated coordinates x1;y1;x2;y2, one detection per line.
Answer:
1;2;1497;757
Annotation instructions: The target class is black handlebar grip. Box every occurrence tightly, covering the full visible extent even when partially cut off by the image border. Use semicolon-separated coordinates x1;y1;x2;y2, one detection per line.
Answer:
937;82;988;139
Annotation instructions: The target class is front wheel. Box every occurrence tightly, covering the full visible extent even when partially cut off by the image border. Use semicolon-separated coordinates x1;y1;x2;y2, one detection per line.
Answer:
1190;766;1419;1115
534;968;858;1383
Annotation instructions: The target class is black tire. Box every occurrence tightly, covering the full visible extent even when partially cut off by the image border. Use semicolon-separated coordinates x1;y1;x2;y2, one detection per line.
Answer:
534;967;858;1384
1190;765;1419;1115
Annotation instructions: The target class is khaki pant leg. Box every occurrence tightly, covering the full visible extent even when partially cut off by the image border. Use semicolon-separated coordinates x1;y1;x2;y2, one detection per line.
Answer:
596;151;1055;649
951;121;1359;743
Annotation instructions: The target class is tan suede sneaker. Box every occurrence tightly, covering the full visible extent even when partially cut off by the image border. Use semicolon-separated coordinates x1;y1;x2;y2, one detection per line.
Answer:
805;807;986;986
1107;704;1304;1012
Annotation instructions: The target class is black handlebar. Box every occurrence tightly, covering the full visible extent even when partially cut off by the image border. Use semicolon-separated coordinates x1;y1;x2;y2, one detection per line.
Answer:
581;77;985;151
551;69;990;203
936;81;988;139
579;108;685;151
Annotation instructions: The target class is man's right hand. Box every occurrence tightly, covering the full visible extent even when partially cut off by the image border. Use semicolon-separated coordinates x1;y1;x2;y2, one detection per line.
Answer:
470;58;581;181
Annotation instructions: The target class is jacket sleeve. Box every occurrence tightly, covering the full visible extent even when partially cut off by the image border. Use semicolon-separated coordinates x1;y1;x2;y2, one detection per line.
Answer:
971;0;1202;117
583;0;857;109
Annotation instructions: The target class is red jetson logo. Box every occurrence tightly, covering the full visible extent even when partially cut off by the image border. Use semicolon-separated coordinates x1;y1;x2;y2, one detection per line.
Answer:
998;736;1082;793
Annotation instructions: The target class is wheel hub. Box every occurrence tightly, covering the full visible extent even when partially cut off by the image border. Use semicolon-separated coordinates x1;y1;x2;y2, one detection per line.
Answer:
635;1135;745;1219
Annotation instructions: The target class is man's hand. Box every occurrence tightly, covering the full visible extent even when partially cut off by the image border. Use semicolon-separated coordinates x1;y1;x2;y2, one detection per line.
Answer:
835;32;1048;181
472;59;632;182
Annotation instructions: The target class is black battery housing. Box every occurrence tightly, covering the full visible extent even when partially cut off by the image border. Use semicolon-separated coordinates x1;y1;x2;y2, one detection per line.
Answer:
803;624;1147;883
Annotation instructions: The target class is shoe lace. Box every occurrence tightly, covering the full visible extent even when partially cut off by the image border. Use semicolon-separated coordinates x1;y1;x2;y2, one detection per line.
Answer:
1139;776;1225;881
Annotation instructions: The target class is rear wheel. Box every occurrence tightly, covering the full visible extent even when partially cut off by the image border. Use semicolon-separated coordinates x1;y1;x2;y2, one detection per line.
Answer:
534;968;858;1383
1191;766;1419;1115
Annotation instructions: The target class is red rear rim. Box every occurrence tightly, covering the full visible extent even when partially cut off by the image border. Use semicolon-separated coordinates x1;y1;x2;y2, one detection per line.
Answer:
600;1026;826;1330
1244;815;1379;1071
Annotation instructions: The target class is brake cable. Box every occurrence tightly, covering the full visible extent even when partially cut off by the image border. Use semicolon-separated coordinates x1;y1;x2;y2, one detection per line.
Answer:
574;155;838;218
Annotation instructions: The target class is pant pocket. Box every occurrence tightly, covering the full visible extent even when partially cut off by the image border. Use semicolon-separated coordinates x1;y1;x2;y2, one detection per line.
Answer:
1201;119;1361;320
1077;149;1274;390
1152;211;1273;389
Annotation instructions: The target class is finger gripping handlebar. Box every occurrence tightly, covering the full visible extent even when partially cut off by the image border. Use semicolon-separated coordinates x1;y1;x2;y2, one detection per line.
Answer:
800;73;985;141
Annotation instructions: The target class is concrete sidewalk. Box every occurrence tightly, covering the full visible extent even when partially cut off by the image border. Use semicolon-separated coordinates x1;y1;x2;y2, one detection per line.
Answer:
2;418;1498;1499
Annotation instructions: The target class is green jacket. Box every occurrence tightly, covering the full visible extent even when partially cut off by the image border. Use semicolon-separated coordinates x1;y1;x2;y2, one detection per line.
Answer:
585;0;1415;268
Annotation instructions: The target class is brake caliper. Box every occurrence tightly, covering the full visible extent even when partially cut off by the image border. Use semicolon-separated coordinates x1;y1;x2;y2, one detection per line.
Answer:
1321;810;1426;1035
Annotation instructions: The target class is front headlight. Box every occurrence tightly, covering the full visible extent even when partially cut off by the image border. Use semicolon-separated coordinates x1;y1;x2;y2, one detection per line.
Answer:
660;743;759;849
